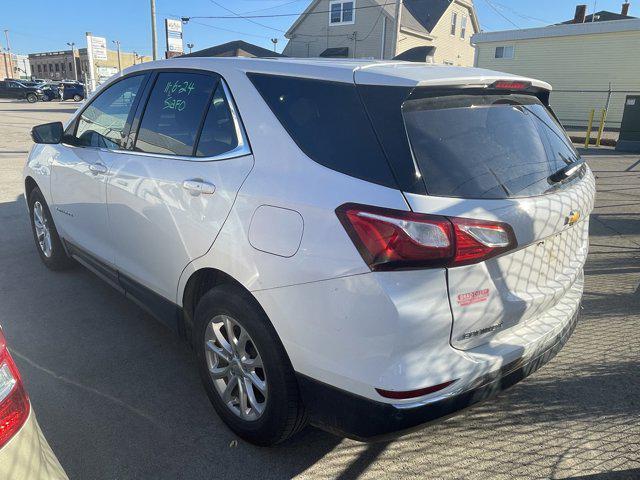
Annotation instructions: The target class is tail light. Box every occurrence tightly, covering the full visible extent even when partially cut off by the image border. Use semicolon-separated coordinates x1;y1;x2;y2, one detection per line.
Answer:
0;329;30;449
336;203;516;271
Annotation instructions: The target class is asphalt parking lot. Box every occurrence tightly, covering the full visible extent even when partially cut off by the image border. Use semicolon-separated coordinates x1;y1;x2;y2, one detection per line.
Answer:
0;99;638;479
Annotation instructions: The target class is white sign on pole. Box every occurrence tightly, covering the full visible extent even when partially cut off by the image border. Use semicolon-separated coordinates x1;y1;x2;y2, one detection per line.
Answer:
90;36;108;61
165;19;184;53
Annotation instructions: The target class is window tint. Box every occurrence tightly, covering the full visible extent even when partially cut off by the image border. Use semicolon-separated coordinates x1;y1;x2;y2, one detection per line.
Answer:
357;85;424;194
248;73;397;188
195;82;239;157
135;72;217;156
450;12;457;35
402;92;582;199
75;75;145;149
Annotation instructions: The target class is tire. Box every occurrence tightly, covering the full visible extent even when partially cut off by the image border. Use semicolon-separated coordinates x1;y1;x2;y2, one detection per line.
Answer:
26;93;37;103
73;94;83;102
28;187;75;271
194;285;307;446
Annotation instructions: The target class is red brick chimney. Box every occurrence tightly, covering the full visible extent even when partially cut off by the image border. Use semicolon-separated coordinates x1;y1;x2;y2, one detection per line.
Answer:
621;2;630;15
573;4;587;23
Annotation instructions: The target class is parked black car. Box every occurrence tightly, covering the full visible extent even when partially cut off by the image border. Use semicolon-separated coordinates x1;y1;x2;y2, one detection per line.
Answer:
0;80;43;103
12;80;63;102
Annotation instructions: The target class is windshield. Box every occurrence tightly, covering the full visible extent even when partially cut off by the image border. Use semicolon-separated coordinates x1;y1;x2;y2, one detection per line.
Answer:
402;92;583;199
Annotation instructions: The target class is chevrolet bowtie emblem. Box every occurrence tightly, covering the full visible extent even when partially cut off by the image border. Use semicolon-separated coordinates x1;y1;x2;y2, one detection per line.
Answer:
565;210;581;226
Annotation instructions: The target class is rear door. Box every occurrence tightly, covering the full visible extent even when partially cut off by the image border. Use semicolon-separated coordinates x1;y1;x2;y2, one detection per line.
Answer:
360;84;595;350
106;69;253;304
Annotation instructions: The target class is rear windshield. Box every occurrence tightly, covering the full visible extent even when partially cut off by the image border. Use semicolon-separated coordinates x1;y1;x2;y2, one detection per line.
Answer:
402;92;583;199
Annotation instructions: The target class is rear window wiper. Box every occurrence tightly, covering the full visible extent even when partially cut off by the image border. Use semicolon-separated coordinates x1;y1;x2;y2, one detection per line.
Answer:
548;159;585;184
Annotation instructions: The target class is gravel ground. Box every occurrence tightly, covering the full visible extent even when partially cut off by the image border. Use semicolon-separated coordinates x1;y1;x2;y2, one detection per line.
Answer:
0;100;638;480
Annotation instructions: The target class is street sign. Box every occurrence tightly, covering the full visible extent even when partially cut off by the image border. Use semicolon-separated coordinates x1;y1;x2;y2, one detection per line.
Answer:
165;19;184;54
90;36;108;61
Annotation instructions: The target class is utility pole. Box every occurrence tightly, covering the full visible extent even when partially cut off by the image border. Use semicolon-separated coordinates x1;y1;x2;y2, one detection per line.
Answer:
150;0;158;60
67;42;78;81
85;32;96;92
3;30;13;79
270;38;278;53
112;40;122;71
187;43;194;54
393;0;403;57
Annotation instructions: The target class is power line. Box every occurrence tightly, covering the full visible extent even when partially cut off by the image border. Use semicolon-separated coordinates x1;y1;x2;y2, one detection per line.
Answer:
240;0;306;15
481;0;520;28
490;1;552;25
181;1;353;39
190;19;276;40
207;0;287;33
186;1;396;20
357;5;386;42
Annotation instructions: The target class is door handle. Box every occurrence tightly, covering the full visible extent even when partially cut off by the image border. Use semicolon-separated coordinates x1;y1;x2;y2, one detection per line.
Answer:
182;179;216;196
89;162;108;175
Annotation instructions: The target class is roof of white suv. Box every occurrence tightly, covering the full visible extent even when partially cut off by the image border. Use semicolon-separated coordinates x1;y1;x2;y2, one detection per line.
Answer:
124;57;552;91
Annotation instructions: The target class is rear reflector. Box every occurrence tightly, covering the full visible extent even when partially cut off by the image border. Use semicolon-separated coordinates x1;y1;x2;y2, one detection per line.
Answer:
0;329;30;449
491;80;531;90
376;380;457;400
336;203;516;270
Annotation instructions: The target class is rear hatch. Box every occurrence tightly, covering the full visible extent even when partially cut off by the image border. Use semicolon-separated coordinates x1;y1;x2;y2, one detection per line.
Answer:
357;77;595;350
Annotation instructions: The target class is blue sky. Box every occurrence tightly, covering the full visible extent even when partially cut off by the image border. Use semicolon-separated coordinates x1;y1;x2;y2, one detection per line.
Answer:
1;0;633;56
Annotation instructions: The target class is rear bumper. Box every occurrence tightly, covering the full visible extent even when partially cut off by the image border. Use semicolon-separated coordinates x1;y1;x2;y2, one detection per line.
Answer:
297;308;579;441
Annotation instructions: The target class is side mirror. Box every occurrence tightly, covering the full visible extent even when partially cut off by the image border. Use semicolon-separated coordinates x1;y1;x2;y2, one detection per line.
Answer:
31;122;63;144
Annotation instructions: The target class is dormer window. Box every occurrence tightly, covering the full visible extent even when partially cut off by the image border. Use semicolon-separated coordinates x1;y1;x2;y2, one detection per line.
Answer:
330;1;355;25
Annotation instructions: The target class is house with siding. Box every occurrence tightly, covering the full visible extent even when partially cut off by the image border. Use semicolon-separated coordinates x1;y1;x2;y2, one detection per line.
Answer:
472;3;638;129
282;0;479;66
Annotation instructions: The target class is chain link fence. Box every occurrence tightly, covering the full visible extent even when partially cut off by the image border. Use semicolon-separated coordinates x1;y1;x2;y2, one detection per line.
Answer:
550;88;640;144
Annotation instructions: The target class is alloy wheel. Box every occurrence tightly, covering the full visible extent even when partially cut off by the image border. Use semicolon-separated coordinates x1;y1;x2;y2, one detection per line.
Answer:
32;201;52;258
205;314;267;421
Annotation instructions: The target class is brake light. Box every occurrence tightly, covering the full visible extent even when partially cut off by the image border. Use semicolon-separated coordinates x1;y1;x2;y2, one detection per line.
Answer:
491;80;531;90
336;203;516;270
0;329;30;449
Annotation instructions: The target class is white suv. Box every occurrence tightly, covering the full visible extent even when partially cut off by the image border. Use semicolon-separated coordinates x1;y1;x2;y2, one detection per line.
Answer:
24;58;594;445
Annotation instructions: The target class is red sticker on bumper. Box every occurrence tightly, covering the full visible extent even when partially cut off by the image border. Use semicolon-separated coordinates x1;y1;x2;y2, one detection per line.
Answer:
457;289;490;306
